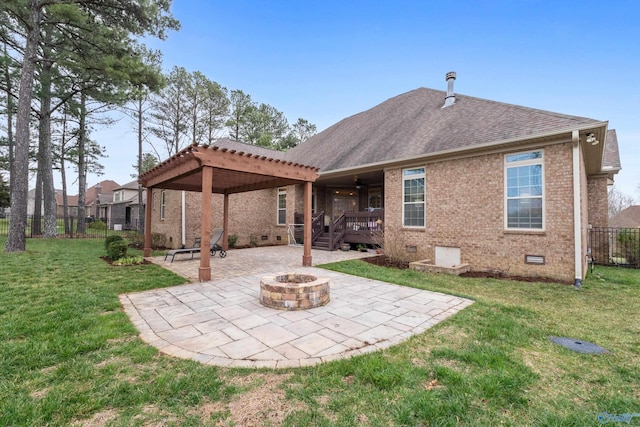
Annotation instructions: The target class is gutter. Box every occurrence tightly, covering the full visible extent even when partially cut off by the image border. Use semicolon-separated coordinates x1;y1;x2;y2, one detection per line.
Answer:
317;122;609;179
181;190;186;247
572;130;583;289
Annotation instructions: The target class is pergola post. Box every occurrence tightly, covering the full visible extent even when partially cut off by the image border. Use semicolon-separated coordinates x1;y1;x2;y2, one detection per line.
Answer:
223;193;229;251
303;181;313;266
199;166;213;282
143;187;153;257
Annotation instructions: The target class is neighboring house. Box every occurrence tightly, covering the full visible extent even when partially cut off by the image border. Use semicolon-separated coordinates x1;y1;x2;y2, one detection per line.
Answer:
105;180;146;230
150;73;621;285
85;180;120;218
54;192;78;217
609;206;640;228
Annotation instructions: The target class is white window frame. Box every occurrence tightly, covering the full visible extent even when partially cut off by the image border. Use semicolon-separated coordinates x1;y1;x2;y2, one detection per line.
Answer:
504;149;545;230
277;187;286;225
402;167;426;228
160;190;166;220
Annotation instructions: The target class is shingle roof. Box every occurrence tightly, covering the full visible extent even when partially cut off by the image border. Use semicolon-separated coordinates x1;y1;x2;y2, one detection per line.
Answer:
210;138;287;159
609;205;640;228
603;129;622;171
286;87;603;171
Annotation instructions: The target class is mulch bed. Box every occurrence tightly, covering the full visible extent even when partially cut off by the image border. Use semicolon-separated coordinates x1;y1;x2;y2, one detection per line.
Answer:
361;255;410;269
361;255;570;284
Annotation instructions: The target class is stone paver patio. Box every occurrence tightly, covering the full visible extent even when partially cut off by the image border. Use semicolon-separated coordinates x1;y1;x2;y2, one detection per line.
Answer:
119;246;473;368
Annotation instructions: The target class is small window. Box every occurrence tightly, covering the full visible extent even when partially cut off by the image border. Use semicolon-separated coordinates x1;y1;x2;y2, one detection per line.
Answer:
402;167;425;227
277;188;286;225
505;150;544;230
160;190;166;220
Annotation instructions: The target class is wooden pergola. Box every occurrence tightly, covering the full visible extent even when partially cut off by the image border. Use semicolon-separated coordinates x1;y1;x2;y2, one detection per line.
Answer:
139;143;319;282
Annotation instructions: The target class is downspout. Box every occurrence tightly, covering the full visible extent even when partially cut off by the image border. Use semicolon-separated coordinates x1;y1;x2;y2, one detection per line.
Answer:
181;190;186;247
572;130;583;289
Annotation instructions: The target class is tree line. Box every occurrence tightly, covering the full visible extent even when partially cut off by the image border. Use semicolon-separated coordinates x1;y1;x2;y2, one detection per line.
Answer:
0;1;316;252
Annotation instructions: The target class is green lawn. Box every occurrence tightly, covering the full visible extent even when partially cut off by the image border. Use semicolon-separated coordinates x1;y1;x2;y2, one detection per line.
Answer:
1;238;638;426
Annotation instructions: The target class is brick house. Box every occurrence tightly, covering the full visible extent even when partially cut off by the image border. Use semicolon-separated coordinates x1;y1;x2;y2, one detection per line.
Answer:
147;73;621;285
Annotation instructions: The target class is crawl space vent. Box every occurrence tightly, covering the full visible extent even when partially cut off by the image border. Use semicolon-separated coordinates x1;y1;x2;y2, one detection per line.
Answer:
525;255;545;265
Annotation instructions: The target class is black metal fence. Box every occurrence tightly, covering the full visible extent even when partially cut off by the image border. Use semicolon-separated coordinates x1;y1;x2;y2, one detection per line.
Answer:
0;215;144;239
589;227;640;268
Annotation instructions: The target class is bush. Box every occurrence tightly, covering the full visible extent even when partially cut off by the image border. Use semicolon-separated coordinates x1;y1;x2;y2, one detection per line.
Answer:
249;234;258;247
617;229;640;266
105;235;124;251
107;240;128;260
112;255;144;266
228;234;238;248
88;219;107;231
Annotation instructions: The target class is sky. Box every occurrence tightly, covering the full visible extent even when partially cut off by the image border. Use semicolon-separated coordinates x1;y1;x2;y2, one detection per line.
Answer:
87;0;640;199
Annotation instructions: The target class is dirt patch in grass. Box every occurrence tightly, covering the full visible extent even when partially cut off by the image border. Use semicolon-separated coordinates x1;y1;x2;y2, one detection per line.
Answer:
194;372;303;426
71;409;119;427
460;270;572;284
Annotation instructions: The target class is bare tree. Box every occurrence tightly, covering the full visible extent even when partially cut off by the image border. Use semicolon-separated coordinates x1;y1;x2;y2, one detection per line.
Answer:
608;185;635;218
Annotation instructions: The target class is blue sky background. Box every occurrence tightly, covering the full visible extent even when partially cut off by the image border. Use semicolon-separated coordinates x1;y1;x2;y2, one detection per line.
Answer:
93;0;639;198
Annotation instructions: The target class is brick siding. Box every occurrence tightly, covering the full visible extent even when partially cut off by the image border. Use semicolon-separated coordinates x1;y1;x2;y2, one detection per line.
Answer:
384;142;578;282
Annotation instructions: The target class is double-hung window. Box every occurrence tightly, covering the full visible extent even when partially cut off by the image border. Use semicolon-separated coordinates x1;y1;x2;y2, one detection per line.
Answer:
505;150;544;230
403;167;425;227
277;188;286;225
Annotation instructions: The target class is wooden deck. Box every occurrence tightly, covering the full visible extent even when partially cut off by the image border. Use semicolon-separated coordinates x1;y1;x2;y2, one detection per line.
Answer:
295;210;384;250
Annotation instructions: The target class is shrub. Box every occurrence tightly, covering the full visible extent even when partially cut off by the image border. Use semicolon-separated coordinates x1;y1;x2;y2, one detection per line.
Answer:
228;234;238;248
112;255;144;266
249;234;258;247
371;225;420;263
105;235;124;251
107;240;128;260
617;229;640;266
88;219;107;231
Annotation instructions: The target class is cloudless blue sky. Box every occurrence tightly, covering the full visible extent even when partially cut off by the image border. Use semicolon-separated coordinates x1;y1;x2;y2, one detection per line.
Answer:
92;0;640;197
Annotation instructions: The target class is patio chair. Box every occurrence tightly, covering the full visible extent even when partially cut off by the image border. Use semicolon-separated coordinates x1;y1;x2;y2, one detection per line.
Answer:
164;229;226;262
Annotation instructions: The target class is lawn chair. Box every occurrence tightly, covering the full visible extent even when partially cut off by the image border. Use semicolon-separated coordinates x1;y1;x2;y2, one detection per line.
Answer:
163;229;226;262
164;237;202;262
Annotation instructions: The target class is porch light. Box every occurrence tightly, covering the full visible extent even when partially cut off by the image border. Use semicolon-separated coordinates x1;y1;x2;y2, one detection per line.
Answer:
586;132;599;145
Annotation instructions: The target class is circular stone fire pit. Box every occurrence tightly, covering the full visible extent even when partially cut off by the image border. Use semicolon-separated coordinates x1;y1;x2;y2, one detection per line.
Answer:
260;273;330;310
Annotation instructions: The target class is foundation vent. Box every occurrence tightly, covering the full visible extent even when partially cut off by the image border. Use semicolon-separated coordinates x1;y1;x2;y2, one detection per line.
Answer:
525;255;545;265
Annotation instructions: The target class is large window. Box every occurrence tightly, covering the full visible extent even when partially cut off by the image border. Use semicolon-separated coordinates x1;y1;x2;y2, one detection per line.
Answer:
277;188;286;225
505;150;544;230
403;167;425;227
160;190;166;220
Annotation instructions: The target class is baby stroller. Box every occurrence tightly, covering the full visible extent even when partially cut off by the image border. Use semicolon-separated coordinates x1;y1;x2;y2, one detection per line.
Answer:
210;228;227;258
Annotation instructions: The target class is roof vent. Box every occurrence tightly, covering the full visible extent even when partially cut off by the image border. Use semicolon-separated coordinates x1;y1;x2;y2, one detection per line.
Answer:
442;71;456;108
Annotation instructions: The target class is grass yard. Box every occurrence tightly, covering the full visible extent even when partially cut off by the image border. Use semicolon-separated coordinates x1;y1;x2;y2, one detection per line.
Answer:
1;238;638;426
